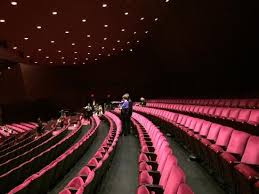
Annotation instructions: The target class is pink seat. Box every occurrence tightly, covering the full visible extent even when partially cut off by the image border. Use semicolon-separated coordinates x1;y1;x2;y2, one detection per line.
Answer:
247;109;259;126
176;183;194;194
236;109;251;123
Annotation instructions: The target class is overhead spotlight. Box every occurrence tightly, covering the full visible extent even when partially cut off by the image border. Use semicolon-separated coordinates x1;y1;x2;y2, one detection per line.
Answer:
145;31;149;34
82;19;86;22
98;53;101;56
87;34;91;38
101;47;105;49
83;62;85;64
0;19;6;23
73;62;76;64
124;12;129;15
52;11;58;15
121;29;125;32
36;25;42;29
46;56;49;58
88;52;91;55
74;57;78;60
24;37;29;40
133;31;137;35
61;57;65;59
95;58;98;61
104;24;108;28
11;1;18;6
121;49;124;51
74;51;78;54
126;41;130;44
137;40;140;43
117;40;120;43
107;53;111;56
13;46;17;49
58;50;62;53
63;61;66;64
34;61;38;64
38;48;42;51
26;55;30;58
165;0;170;2
88;45;91;48
65;31;69;34
85;58;88;60
112;48;115;51
102;4;107;7
51;40;55;43
50;61;53;64
130;49;133;52
7;66;11;70
104;37;107;40
140;17;144;20
72;43;76;46
155;18;159;21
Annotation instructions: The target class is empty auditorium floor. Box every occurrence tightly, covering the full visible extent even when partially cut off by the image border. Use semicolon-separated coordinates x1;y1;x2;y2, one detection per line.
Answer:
96;134;139;194
165;136;226;194
48;120;109;193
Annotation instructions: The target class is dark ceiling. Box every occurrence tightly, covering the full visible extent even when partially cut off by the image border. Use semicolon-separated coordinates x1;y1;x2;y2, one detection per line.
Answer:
0;0;172;66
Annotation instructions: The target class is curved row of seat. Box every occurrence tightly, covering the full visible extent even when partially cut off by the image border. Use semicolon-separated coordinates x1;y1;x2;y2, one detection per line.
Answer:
8;115;100;194
133;106;259;194
59;111;121;194
130;112;193;194
0;118;83;193
146;103;259;128
147;98;259;109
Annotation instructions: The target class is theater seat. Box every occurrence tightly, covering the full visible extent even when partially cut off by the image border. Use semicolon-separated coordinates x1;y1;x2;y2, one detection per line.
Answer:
233;136;259;194
176;183;194;194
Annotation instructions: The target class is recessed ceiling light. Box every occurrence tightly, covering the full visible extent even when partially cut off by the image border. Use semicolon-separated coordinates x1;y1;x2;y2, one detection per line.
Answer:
112;48;115;51
104;37;107;40
65;31;69;34
88;52;91;55
75;57;78;60
127;41;130;44
83;62;85;64
145;30;149;34
13;46;17;49
98;53;101;56
165;0;170;2
58;50;62;53
107;54;111;56
26;55;30;58
121;29;125;32
38;48;42;51
155;18;159;21
130;49;133;52
46;56;49;58
63;62;66;64
140;17;144;20
124;12;129;15
36;25;42;29
34;62;38;64
61;57;65;59
101;47;105;49
7;66;11;70
11;1;17;6
137;40;140;43
51;40;55;43
73;62;76;64
88;45;91;48
74;51;78;54
50;61;53;64
82;19;86;22
85;58;88;60
0;19;6;23
52;11;58;15
24;37;29;40
121;49;124;51
102;4;107;7
95;58;98;61
72;43;76;46
104;24;108;28
133;31;137;35
117;40;120;43
87;34;91;38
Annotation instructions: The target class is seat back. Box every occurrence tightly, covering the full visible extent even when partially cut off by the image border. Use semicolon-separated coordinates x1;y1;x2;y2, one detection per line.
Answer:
241;136;259;165
226;130;250;156
159;155;177;188
177;183;194;194
248;109;259;126
199;121;212;137
215;126;233;147
206;123;221;141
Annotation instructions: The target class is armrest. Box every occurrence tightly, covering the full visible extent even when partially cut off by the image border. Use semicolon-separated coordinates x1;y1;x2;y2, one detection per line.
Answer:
146;161;158;170
144;137;151;141
143;184;164;194
145;141;153;146
146;146;155;152
147;170;161;185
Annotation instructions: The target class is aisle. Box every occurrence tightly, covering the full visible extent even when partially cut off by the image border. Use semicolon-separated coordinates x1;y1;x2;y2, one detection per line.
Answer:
48;121;109;194
97;134;139;194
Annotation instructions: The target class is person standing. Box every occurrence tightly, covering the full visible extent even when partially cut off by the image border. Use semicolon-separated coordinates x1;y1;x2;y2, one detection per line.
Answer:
120;94;131;136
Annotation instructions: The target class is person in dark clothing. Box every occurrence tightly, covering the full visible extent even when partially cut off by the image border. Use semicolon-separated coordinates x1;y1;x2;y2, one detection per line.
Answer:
36;117;44;135
120;94;130;136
